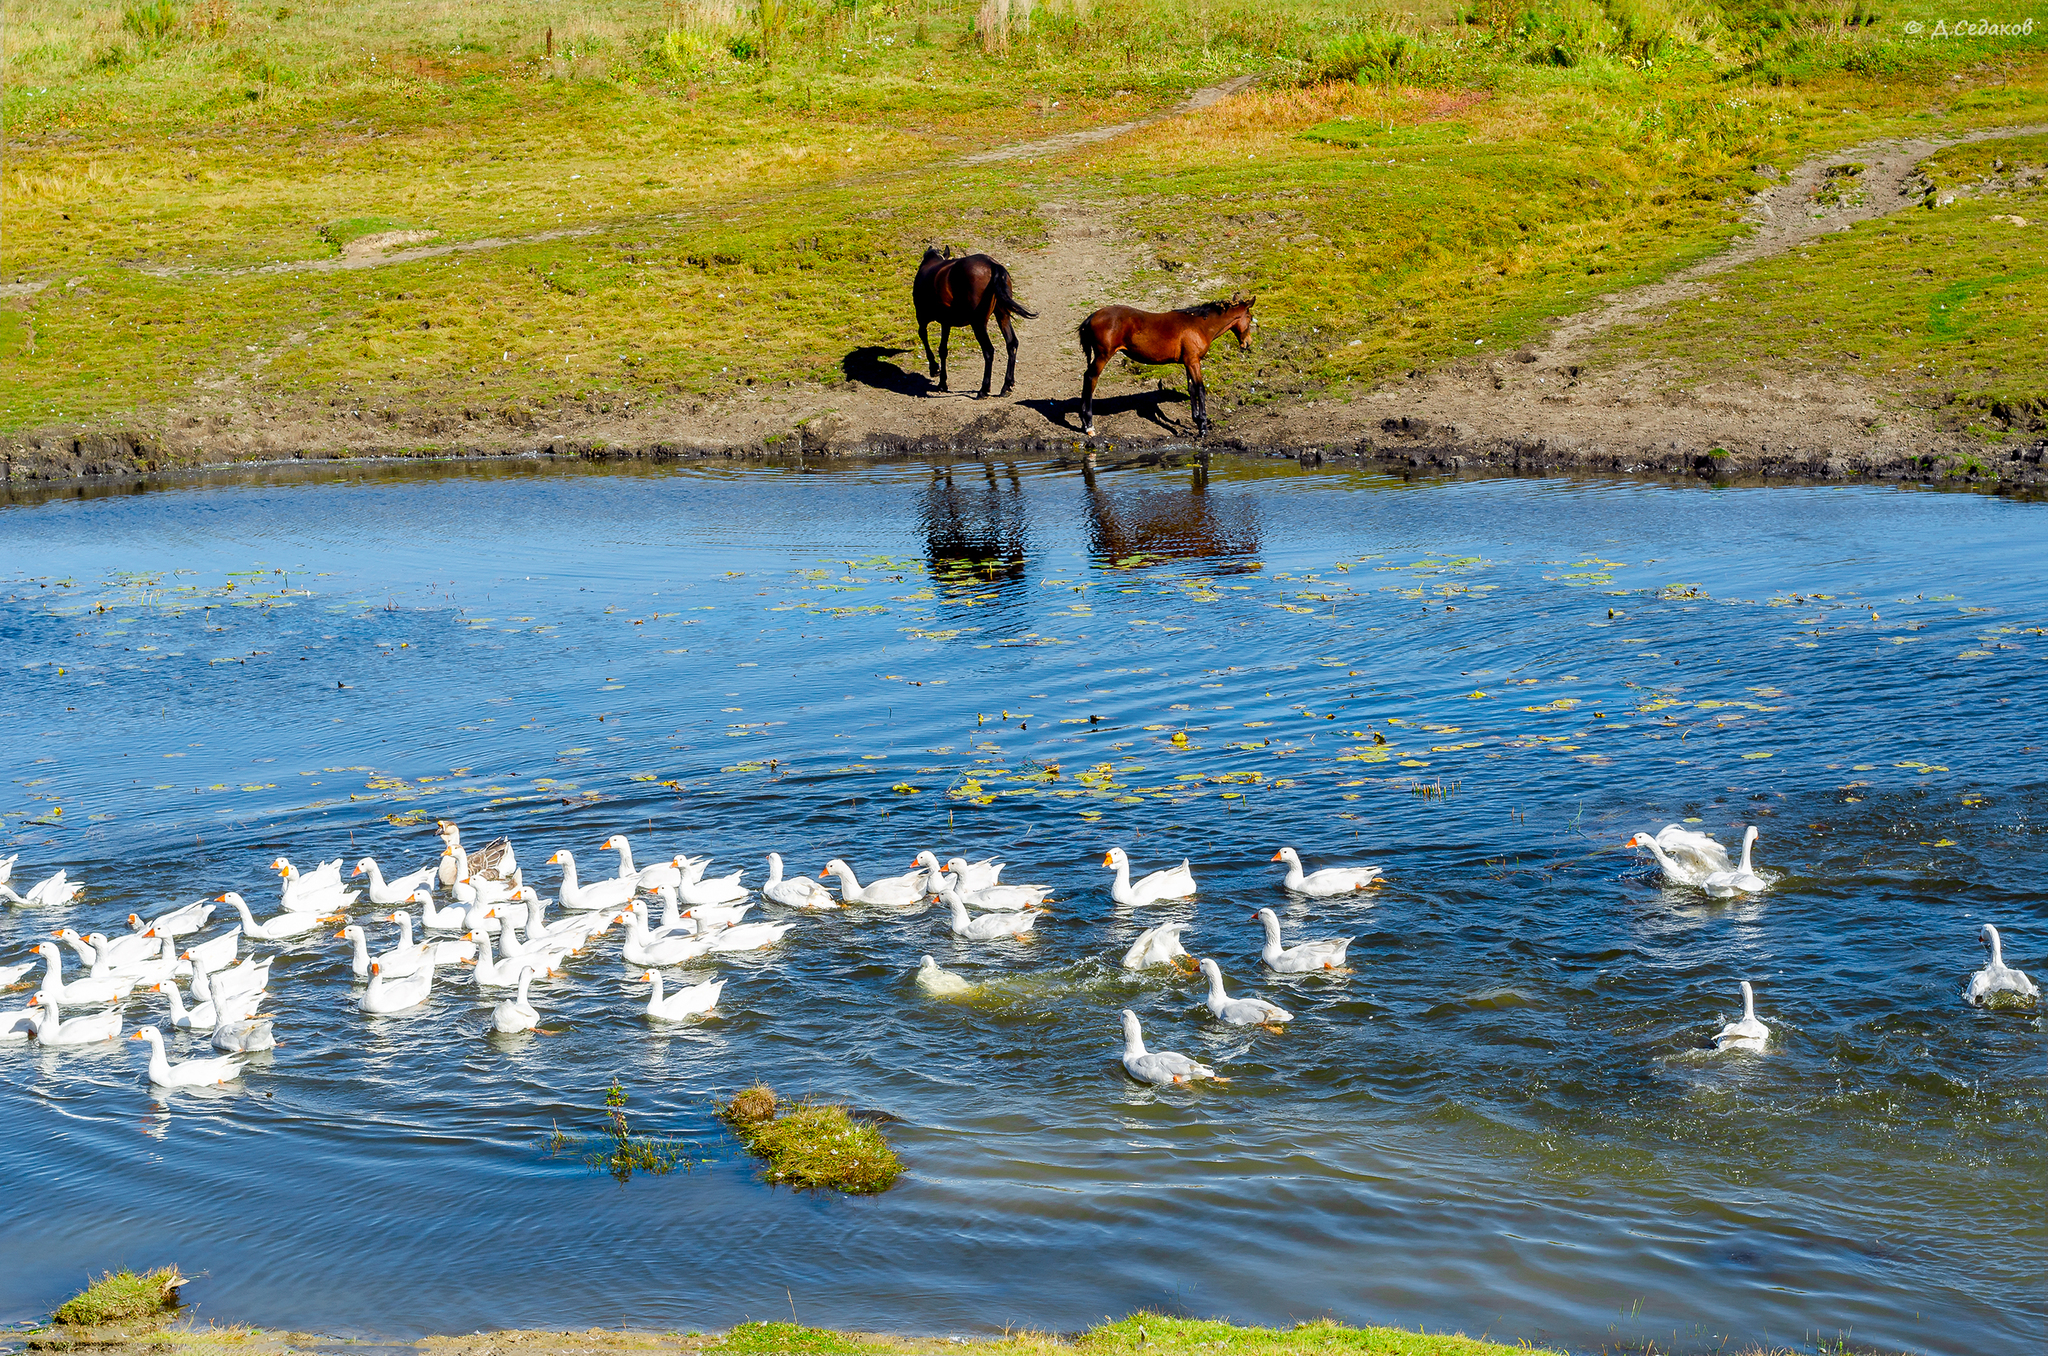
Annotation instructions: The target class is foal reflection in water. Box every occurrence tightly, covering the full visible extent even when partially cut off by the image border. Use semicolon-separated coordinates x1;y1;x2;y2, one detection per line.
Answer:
1077;296;1255;437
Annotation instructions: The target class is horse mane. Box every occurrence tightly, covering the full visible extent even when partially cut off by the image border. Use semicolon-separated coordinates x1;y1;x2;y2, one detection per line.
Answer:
1177;299;1243;319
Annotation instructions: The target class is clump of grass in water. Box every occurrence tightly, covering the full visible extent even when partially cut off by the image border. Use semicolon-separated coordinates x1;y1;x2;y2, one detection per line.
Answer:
719;1084;902;1194
545;1078;694;1182
52;1268;184;1327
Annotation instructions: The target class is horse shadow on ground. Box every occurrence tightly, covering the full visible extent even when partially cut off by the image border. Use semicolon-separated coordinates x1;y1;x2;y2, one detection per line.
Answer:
1020;387;1191;437
840;346;931;397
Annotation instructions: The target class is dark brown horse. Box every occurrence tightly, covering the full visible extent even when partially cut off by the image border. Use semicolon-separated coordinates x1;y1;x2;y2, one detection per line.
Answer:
912;246;1037;399
1077;297;1255;437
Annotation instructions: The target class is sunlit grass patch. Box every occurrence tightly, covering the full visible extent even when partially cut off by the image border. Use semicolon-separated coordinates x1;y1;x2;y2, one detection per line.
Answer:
51;1268;184;1327
719;1084;903;1194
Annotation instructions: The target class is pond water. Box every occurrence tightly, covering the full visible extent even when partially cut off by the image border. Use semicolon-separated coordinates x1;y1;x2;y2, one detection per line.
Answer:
1;457;2041;1356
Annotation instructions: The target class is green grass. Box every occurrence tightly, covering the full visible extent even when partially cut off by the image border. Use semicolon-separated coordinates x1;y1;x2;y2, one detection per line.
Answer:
3;0;2046;444
700;1315;1563;1355
720;1084;904;1194
50;1268;184;1328
1588;136;2048;441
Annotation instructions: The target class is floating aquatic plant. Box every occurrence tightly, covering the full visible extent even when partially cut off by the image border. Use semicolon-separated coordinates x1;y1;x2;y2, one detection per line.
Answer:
719;1084;902;1195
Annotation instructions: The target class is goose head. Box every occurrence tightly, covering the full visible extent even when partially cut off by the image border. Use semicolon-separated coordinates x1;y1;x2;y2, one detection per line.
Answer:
821;858;850;880
1252;907;1282;940
216;892;248;909
601;834;627;851
1979;923;2003;964
918;954;938;971
1739;979;1757;1019
130;1027;163;1048
1119;1008;1145;1052
1103;847;1129;870
546;850;568;865
352;857;375;877
1198;957;1223;984
914;851;943;872
1270;847;1301;866
435;820;460;845
408;888;434;907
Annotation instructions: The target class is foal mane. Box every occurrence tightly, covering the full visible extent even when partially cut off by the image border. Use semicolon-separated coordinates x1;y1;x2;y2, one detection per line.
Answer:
1177;298;1247;319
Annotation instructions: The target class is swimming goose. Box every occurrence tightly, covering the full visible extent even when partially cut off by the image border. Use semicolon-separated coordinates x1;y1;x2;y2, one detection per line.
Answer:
128;900;215;938
939;887;1040;940
698;918;796;953
132;1025;245;1086
489;967;543;1034
1702;827;1768;897
218;892;332;941
1966;924;2039;1007
912;851;1006;894
360;954;438;1015
271;858;356;912
1199;958;1293;1026
946;862;1053;912
436;820;520;890
1103;848;1196;907
1;1003;39;1041
448;850;522;906
915;955;975;996
1253;908;1353;973
9;869;84;909
1119;1009;1220;1086
524;895;614;950
353;856;438;905
1122;922;1194;971
674;857;749;906
0;959;36;988
164;925;238;976
1712;980;1771;1052
413;886;473;932
392;911;476;966
1624;832;1713;887
1654;824;1733;874
28;995;121;1046
763;854;839;910
31;942;131;1006
622;903;717;968
149;979;217;1032
211;1018;275;1054
90;933;182;986
485;908;577;969
55;927;158;971
463;928;564;986
602;835;683;890
1271;847;1382;896
0;853;14;886
638;970;725;1021
820;859;926;908
549;850;639;912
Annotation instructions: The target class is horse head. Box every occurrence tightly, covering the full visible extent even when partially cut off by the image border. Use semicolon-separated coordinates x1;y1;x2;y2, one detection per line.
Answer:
1229;295;1257;348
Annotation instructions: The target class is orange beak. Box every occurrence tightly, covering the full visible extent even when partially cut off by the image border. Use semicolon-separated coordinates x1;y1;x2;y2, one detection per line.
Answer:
818;869;829;879
129;1031;146;1041
1270;850;1284;862
1102;852;1115;867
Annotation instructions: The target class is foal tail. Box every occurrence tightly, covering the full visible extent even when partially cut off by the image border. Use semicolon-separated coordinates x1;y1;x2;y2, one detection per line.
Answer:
1077;316;1102;365
989;262;1037;322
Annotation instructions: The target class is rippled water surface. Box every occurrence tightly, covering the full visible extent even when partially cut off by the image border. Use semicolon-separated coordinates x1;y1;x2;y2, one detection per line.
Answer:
2;459;2042;1355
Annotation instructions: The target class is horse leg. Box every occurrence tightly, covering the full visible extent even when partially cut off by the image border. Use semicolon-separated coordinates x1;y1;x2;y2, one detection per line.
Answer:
937;325;951;392
918;316;940;383
1080;351;1110;437
972;319;996;399
1185;352;1209;437
996;311;1019;397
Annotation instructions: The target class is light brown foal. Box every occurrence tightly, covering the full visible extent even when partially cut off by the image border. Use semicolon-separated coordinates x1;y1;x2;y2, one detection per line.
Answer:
1076;297;1255;437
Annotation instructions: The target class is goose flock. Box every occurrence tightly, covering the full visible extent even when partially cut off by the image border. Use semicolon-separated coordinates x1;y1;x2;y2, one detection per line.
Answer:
0;817;2037;1091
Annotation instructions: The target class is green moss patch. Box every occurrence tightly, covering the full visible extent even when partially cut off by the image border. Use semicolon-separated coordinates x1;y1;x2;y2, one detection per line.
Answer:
719;1085;902;1195
51;1268;184;1328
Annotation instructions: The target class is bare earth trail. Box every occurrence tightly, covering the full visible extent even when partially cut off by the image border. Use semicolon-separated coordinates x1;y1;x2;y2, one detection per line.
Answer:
9;102;2046;487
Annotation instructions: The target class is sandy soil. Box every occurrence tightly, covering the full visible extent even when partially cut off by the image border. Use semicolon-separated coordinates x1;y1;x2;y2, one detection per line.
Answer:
7;108;2044;492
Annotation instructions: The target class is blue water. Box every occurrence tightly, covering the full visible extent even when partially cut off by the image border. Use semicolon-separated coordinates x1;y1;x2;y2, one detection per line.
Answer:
1;457;2042;1355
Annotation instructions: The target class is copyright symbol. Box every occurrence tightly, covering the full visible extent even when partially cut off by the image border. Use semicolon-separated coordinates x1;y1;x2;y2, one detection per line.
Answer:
1904;19;1923;32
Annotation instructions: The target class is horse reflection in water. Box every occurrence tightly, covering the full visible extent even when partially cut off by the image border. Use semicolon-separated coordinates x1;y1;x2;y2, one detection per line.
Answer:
1082;458;1261;570
921;461;1031;592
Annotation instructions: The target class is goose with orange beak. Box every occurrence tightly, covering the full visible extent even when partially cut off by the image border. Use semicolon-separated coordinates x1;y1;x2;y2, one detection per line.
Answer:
1270;846;1381;897
1102;847;1195;907
132;1025;246;1086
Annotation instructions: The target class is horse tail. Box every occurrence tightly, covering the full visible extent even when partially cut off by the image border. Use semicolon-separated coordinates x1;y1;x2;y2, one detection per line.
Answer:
989;262;1037;321
1077;315;1101;365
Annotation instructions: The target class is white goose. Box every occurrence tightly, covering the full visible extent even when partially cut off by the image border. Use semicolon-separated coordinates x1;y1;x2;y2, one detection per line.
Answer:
91;933;182;986
485;908;576;970
1119;1009;1220;1086
674;857;748;907
435;820;520;890
1702;827;1768;897
638;970;725;1021
449;850;521;906
1;959;37;988
699;917;796;953
912;851;1005;894
218;891;330;941
622;903;717;968
763;854;839;910
390;911;476;967
188;963;267;1023
1624;832;1714;887
271;858;356;912
31;942;131;1006
1966;924;2039;1007
128;900;215;938
150;980;218;1032
414;886;472;932
56;927;159;970
1199;958;1293;1026
2;1003;40;1041
947;861;1053;912
1712;980;1771;1052
603;835;684;890
1103;847;1196;906
549;850;639;912
9;869;85;909
353;855;438;906
1271;846;1382;896
821;858;926;908
915;955;974;996
678;902;753;932
489;967;543;1034
211;1018;275;1053
939;887;1039;941
464;928;563;986
165;925;238;976
1254;908;1353;973
360;954;438;1014
1122;921;1194;971
524;894;614;950
1653;824;1733;874
132;1025;245;1086
0;853;14;885
28;995;121;1046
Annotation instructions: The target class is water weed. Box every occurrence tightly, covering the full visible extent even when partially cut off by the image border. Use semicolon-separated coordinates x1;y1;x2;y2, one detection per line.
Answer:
51;1268;185;1327
720;1084;904;1194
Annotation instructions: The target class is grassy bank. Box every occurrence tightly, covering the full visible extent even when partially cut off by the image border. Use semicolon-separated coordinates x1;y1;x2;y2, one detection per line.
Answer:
3;0;2046;454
